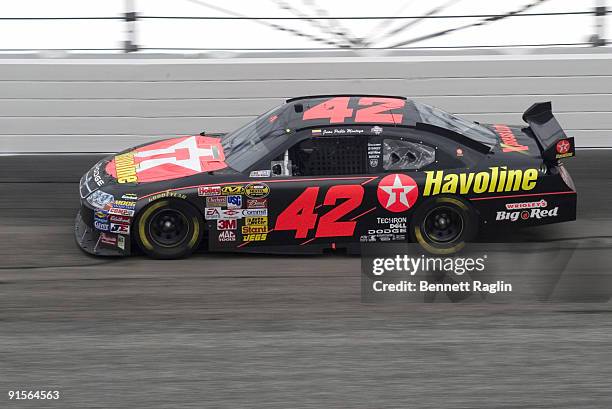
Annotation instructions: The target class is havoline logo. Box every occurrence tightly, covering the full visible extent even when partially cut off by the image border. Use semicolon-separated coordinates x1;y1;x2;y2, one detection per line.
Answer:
424;167;539;196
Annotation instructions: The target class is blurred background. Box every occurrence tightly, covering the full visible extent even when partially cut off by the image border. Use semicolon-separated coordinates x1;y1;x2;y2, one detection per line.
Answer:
0;0;610;153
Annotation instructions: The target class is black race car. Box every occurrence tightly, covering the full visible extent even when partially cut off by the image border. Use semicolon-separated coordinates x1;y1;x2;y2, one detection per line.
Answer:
76;95;576;258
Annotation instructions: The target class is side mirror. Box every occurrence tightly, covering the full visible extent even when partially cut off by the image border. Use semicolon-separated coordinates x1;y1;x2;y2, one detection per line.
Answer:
271;163;283;176
271;160;293;176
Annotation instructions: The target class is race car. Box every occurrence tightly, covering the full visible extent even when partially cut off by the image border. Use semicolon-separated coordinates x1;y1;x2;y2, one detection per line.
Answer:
75;95;577;258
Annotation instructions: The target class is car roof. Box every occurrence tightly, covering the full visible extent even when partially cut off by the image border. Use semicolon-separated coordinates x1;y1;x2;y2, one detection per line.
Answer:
284;94;420;128
278;95;492;154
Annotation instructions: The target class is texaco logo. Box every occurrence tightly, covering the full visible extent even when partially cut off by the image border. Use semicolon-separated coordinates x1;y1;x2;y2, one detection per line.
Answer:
556;139;570;154
377;173;419;213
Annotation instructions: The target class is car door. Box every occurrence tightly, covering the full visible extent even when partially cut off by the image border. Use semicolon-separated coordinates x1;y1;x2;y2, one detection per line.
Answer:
243;129;373;251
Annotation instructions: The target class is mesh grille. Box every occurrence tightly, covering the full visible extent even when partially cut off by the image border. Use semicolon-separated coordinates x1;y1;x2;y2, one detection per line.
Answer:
292;136;366;176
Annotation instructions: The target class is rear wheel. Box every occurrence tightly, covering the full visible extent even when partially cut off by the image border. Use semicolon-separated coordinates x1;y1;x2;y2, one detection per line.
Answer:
410;196;477;254
135;200;203;259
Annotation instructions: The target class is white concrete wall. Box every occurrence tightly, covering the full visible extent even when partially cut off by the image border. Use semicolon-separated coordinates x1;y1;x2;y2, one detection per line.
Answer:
1;53;611;152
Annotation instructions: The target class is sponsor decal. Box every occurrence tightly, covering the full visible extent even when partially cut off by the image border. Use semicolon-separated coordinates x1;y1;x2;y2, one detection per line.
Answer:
268;114;278;123
114;151;137;184
493;125;529;153
245;217;268;226
109;214;131;224
424;167;539;196
110;223;130;235
217;219;237;230
106;135;227;183
557;139;570;154
92;163;105;187
496;207;559;222
147;191;187;202
95;211;108;220
100;233;117;246
245;183;270;199
247;198;267;208
377;174;419;213
86;190;114;209
226;195;243;209
365;217;408;241
242;225;268;234
94;220;110;231
221;185;245;195
108;207;135;217
117;235;126;250
555;138;574;159
371;126;383;135
94;213;108;222
249;170;271;178
112;200;136;209
198;186;222;196
221;209;243;219
206;196;227;207
505;199;547;210
206;208;244;220
311;129;322;136
368;142;381;168
218;230;236;242
242;208;268;217
243;233;268;241
122;193;138;200
360;234;405;243
373;217;407;234
456;148;464;157
205;207;222;220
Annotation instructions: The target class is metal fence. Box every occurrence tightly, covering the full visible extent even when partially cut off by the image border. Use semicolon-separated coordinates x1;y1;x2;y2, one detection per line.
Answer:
0;1;608;53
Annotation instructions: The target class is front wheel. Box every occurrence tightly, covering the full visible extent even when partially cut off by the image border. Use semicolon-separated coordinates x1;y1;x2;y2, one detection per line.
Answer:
135;200;203;259
410;196;478;254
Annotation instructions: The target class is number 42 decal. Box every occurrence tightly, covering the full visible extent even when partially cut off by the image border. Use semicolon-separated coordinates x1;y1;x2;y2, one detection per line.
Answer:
302;97;405;124
275;185;364;238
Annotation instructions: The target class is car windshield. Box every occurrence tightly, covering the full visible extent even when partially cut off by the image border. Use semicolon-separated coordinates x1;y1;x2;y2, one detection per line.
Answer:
413;101;497;147
221;105;289;172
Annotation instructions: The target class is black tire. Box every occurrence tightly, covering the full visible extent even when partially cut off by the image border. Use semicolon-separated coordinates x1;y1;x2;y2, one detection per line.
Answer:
135;199;203;259
410;196;478;255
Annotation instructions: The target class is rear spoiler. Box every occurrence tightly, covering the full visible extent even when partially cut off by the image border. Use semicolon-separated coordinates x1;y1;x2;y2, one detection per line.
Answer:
522;102;575;160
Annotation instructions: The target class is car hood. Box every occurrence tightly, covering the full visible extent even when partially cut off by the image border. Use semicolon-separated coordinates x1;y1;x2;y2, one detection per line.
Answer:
104;135;228;184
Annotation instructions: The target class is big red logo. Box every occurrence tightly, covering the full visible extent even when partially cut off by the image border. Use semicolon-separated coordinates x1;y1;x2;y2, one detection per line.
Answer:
106;136;227;183
377;174;419;213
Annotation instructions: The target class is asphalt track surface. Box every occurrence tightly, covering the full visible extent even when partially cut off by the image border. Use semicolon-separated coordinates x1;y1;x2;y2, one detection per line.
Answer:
1;151;612;408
